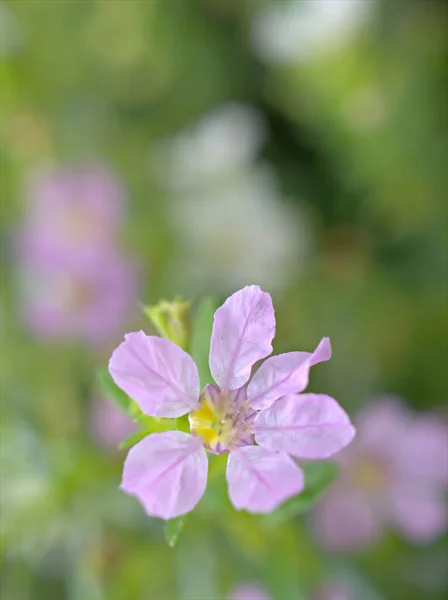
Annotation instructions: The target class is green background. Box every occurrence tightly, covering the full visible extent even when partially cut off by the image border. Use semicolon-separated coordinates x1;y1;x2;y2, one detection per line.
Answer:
1;1;447;599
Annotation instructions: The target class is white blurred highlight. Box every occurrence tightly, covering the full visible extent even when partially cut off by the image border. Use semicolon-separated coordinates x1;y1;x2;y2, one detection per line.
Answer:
152;103;267;188
151;102;310;293
0;3;24;58
252;0;374;64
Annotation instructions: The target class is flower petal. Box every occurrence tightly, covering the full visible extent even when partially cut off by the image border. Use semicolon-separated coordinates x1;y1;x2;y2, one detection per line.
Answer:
109;331;200;418
209;285;275;392
247;337;331;410
226;445;304;513
120;431;208;520
255;394;355;459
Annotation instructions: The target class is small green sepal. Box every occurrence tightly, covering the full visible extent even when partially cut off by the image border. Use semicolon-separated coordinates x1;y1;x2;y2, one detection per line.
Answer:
164;515;186;547
142;299;191;350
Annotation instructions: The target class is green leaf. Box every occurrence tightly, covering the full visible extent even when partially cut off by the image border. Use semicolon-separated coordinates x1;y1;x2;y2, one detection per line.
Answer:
164;515;186;548
302;460;339;493
175;414;191;433
118;430;151;450
97;367;132;414
119;418;177;449
264;461;339;526
190;297;217;388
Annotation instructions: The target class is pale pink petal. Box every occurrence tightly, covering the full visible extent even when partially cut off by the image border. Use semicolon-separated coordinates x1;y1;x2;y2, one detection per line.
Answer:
389;481;447;543
209;286;275;392
109;331;200;418
254;394;355;459
120;431;208;520
314;488;383;552
226;445;304;513
229;583;272;600
247;338;331;410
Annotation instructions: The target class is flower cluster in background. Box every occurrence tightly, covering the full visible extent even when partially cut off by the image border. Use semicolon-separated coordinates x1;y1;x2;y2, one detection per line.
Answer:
314;398;447;551
16;167;139;347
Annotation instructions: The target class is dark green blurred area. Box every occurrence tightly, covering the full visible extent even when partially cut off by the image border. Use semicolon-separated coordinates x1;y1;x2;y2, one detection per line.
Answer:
1;1;447;599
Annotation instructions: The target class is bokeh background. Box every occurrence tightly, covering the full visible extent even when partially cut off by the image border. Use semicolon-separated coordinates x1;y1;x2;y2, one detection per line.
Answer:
1;1;447;599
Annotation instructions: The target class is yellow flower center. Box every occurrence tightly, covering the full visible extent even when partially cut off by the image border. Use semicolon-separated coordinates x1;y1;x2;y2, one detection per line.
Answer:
189;385;254;453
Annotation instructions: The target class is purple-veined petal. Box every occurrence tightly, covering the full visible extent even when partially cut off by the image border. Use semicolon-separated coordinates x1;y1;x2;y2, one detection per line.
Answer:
120;431;208;520
247;337;331;410
226;445;304;513
109;331;200;418
209;285;275;392
255;394;355;459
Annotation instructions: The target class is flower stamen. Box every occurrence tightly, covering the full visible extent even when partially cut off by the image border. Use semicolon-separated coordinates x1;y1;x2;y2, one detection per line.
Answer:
189;385;254;454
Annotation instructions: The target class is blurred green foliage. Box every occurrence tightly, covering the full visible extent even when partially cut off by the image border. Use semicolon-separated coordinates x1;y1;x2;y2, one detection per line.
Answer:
1;1;447;599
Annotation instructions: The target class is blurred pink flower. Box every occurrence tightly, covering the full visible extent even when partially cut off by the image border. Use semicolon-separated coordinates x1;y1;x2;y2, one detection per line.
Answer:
312;582;351;600
228;582;272;600
90;397;137;452
109;285;355;520
16;165;140;345
19;166;126;265
19;250;139;346
314;398;447;551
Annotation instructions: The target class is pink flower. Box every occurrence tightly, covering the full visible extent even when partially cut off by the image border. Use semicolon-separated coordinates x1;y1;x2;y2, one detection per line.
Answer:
16;165;140;345
19;166;125;265
109;285;355;520
314;398;447;551
90;397;138;452
19;250;139;346
228;582;272;600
